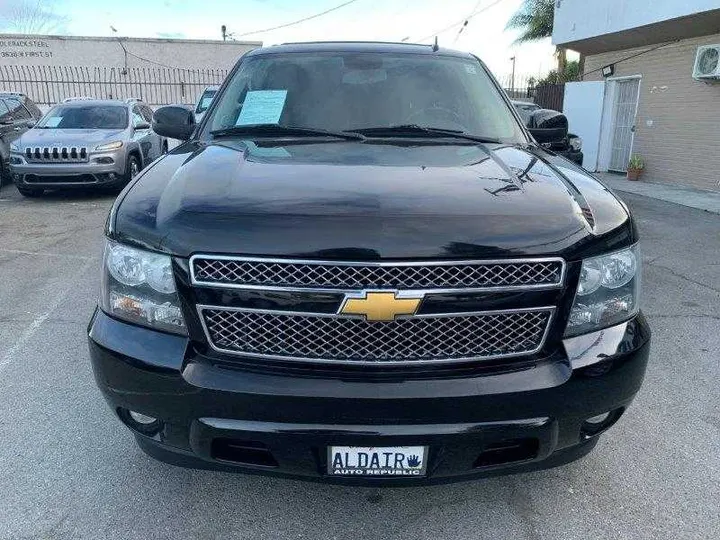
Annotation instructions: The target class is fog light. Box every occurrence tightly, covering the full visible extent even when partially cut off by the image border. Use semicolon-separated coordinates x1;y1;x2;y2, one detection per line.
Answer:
109;172;116;179
129;410;157;424
585;412;611;424
581;408;624;439
118;407;163;436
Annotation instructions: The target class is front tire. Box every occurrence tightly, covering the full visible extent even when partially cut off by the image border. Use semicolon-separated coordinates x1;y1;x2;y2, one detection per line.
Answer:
125;154;141;183
0;159;8;188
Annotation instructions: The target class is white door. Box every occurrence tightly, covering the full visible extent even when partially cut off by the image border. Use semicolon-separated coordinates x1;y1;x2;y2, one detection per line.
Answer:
563;81;606;171
608;78;640;172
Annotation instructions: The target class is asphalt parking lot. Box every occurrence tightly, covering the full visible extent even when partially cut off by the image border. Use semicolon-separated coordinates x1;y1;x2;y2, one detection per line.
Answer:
0;184;718;540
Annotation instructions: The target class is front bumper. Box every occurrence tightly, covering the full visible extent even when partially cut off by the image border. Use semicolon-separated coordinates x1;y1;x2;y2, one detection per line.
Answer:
9;154;126;188
88;309;650;485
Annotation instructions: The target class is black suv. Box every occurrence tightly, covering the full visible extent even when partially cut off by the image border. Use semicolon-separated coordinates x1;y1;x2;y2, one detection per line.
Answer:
0;92;42;187
88;42;650;484
512;101;583;166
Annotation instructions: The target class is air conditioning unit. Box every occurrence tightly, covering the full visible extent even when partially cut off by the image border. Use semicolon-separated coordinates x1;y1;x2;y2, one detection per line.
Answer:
692;45;720;81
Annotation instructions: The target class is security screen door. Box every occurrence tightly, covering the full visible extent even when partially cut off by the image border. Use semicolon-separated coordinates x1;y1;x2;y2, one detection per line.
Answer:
608;78;640;172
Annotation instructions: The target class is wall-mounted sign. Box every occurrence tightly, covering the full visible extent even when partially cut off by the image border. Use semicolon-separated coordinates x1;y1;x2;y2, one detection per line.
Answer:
0;39;53;59
602;64;615;77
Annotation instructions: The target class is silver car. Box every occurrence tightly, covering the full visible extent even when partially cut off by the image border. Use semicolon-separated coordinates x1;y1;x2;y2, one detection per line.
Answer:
193;85;219;123
8;99;167;197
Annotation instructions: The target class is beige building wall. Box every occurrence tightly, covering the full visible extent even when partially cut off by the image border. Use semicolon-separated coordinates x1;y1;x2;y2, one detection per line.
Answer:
584;34;720;192
0;34;261;70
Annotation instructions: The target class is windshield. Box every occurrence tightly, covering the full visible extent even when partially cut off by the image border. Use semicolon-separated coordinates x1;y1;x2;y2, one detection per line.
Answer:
206;52;525;143
37;105;128;129
196;89;218;114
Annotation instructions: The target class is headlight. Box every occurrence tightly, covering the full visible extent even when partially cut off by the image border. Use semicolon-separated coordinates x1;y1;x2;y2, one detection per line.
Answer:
100;240;186;335
9;142;21;152
569;136;582;151
95;140;123;151
564;245;640;337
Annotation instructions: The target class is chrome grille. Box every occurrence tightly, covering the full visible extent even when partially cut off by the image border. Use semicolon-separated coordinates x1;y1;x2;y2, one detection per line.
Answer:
200;308;553;364
191;257;564;291
24;146;88;163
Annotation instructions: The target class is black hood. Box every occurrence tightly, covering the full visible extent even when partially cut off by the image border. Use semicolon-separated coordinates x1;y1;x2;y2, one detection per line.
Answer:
112;140;633;260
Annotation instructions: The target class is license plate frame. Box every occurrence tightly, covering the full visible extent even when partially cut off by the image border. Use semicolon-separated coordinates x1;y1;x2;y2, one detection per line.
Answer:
327;445;428;477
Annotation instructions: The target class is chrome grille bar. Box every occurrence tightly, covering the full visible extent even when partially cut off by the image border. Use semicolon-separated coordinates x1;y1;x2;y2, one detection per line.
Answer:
24;146;89;163
191;256;566;293
198;306;554;365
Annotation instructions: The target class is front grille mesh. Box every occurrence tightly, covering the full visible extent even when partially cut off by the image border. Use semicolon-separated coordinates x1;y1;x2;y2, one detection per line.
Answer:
193;258;563;290
202;309;552;363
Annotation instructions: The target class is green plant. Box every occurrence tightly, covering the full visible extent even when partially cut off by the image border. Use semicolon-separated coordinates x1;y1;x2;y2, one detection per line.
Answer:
506;0;582;75
628;154;645;170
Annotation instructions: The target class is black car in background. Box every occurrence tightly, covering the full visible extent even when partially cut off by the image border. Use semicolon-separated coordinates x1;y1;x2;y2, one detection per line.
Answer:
512;101;583;166
0;92;42;187
88;42;649;484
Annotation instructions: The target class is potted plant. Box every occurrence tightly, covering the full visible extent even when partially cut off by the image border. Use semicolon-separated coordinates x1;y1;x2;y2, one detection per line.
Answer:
627;154;645;181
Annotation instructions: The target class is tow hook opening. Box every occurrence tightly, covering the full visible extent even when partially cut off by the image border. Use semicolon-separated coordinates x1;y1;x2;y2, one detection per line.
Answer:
211;438;279;467
473;437;540;468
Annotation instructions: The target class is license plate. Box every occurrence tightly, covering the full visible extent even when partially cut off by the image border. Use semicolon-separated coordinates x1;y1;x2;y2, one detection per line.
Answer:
328;446;428;477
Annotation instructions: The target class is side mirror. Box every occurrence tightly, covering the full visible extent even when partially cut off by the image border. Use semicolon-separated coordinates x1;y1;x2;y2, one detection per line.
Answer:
527;109;568;145
152;105;196;140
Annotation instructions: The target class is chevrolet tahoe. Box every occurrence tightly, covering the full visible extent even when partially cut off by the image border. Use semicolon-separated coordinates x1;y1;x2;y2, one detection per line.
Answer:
87;42;650;485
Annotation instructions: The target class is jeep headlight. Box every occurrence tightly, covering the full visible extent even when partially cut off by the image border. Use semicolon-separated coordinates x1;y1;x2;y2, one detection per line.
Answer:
95;140;123;151
569;136;582;152
10;142;21;152
564;245;640;337
100;240;186;335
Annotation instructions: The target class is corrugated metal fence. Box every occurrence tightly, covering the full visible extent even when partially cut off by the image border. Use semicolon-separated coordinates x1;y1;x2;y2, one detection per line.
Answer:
534;83;565;112
0;65;229;108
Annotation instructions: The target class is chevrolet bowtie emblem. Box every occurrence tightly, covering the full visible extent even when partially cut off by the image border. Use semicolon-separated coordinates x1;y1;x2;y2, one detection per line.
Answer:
340;291;422;322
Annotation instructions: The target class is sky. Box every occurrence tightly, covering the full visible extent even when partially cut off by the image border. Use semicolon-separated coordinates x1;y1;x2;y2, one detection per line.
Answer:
0;0;559;81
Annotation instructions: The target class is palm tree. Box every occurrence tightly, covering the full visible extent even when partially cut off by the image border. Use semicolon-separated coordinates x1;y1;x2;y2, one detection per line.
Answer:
506;0;574;79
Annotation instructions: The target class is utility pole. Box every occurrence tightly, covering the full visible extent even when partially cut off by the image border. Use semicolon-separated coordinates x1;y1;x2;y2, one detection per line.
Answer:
111;25;128;76
510;56;516;98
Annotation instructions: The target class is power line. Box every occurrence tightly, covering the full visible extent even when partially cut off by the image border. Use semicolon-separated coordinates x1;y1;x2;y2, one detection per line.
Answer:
122;49;225;73
233;0;362;38
581;39;680;79
453;0;483;44
417;0;506;43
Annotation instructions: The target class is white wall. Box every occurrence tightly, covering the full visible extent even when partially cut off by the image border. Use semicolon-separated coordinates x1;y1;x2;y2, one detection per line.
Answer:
553;0;720;46
563;82;606;172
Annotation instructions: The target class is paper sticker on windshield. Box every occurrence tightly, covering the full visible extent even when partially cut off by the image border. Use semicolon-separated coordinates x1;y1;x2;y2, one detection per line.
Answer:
45;116;62;127
465;65;477;74
236;90;288;126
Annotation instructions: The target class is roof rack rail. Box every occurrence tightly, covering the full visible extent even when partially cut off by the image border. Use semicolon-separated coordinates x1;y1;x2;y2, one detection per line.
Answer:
62;96;96;102
278;40;433;47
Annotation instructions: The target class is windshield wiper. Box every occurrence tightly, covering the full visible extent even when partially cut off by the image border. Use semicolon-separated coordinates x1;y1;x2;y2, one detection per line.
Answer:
210;124;365;141
347;125;500;144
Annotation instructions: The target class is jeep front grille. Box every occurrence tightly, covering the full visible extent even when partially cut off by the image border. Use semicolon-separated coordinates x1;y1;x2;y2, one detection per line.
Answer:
24;146;88;163
191;257;565;292
199;307;553;364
